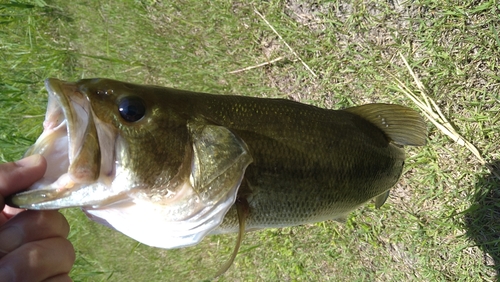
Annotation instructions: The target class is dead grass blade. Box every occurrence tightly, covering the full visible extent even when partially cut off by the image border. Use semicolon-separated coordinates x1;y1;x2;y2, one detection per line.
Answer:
254;8;317;78
390;53;499;180
228;56;285;74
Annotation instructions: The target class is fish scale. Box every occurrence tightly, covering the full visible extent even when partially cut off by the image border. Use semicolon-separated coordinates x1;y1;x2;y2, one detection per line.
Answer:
8;78;426;277
170;96;406;231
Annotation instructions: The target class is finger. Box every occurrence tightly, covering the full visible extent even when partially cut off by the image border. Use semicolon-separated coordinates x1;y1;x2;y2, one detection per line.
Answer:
0;211;70;256
0;155;47;198
0;237;75;282
0;206;25;227
1;206;25;224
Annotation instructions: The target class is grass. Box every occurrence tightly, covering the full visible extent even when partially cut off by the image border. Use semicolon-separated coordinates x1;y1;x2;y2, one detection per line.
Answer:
1;0;499;281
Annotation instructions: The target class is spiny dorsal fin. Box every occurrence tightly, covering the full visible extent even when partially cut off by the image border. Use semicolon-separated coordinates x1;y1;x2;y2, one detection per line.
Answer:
213;198;249;278
344;103;427;146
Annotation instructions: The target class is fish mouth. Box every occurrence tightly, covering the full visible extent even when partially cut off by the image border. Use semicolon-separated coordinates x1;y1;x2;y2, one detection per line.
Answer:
8;78;118;209
8;78;252;249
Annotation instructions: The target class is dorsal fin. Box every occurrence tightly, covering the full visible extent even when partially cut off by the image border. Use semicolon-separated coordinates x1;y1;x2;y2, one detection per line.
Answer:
344;103;427;146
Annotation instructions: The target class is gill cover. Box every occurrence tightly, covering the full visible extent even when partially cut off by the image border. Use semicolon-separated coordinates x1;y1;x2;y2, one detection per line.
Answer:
85;122;252;249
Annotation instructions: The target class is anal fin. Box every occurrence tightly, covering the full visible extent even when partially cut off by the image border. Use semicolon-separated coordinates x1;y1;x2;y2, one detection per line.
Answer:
375;190;390;209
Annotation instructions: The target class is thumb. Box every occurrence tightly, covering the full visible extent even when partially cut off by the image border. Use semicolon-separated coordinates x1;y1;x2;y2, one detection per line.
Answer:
0;155;47;199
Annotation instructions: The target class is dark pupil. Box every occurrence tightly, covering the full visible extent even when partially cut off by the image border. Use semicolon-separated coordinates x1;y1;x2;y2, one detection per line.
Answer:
118;97;146;122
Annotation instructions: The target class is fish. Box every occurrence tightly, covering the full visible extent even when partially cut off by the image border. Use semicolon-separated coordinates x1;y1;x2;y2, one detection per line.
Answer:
8;78;426;276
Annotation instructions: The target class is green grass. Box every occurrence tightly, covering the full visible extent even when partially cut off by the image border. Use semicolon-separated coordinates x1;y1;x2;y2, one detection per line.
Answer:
1;0;500;281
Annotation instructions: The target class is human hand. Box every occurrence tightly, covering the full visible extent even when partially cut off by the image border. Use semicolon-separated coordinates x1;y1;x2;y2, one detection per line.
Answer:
0;155;75;282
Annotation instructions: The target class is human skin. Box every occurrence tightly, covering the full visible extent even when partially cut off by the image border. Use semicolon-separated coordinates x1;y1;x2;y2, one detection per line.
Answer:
0;155;75;282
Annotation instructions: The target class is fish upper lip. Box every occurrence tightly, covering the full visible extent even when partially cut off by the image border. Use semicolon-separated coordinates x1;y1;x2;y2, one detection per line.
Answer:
12;78;127;209
45;78;92;165
10;78;102;208
43;78;66;131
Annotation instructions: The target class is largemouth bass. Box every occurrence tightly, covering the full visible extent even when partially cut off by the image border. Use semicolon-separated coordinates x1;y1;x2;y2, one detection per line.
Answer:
9;78;426;275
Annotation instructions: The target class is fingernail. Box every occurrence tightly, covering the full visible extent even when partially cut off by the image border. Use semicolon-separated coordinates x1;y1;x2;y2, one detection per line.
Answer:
0;226;23;253
14;155;42;168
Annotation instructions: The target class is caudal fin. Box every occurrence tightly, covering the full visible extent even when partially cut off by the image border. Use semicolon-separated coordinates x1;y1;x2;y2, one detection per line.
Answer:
344;103;427;146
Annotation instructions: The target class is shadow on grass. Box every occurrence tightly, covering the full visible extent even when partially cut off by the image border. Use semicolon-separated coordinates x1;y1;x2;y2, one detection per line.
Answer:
465;160;500;280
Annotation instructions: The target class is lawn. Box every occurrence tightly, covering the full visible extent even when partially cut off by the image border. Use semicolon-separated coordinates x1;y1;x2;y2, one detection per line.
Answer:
1;0;499;281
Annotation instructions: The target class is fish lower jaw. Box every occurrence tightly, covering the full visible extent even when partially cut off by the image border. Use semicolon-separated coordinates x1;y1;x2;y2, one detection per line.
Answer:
82;178;242;249
13;164;130;209
83;197;228;249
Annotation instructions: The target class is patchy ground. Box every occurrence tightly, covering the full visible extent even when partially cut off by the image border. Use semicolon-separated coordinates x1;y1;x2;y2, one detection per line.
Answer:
1;0;499;281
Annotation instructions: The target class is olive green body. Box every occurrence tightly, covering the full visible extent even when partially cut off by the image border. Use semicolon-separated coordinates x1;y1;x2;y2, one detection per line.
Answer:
191;94;403;232
89;82;405;233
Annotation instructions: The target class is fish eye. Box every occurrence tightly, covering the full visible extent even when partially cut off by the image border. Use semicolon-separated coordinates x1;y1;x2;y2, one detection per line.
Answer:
118;96;146;122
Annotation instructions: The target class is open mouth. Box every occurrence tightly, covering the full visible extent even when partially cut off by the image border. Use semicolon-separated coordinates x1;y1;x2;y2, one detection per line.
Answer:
7;77;253;251
8;78;104;209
